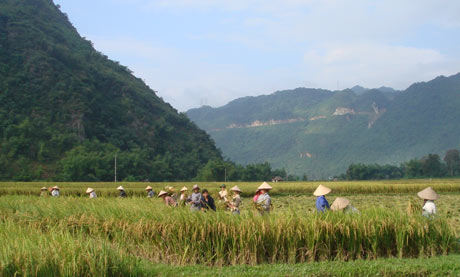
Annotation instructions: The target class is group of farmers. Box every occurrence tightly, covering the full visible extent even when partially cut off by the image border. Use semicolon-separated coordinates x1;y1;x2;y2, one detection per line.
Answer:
312;184;438;217
39;182;273;214
39;183;439;216
155;182;273;214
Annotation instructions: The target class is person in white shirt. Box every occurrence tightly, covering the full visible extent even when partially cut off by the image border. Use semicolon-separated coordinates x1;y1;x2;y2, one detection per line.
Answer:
218;184;228;202
86;187;97;198
51;186;60;197
417;187;439;217
179;186;188;206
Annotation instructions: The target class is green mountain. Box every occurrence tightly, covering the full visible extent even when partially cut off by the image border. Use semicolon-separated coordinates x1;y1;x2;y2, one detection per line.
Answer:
187;74;460;179
0;0;221;181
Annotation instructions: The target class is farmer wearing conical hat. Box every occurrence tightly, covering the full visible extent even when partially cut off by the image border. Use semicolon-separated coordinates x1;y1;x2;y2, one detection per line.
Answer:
51;186;60;197
145;186;155;198
314;185;331;212
158;190;177;206
218;184;228;202
256;182;272;215
86;188;97;198
417;187;439;217
117;186;127;198
40;187;48;197
164;186;178;201
179;186;188;205
229;186;242;215
330;197;358;213
188;184;203;211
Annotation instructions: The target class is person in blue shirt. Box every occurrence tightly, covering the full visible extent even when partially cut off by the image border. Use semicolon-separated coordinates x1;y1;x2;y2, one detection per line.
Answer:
145;186;155;198
313;184;331;212
188;184;203;211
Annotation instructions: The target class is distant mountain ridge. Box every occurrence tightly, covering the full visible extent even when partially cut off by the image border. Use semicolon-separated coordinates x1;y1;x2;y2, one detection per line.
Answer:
187;74;460;179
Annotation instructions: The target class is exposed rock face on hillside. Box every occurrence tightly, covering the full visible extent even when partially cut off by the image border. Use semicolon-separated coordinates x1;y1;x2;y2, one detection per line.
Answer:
333;107;356;116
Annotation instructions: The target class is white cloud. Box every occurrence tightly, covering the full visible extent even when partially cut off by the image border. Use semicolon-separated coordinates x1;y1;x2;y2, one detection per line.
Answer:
79;0;460;111
303;43;458;90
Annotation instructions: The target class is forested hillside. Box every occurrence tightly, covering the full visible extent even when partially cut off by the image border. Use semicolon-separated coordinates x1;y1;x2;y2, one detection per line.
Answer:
0;0;222;181
187;74;460;179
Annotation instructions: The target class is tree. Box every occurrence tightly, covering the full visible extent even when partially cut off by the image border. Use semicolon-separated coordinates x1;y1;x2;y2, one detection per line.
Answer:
404;159;423;178
420;154;446;178
444;149;460;176
194;160;229;182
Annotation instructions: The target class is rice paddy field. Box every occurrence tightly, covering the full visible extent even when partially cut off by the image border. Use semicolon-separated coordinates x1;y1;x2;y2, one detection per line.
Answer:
1;179;460;276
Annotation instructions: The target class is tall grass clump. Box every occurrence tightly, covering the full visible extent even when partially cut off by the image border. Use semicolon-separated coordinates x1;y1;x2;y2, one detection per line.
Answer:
0;222;149;276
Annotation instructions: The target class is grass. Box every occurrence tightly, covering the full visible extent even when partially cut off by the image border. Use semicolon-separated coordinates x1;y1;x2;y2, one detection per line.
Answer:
139;255;460;276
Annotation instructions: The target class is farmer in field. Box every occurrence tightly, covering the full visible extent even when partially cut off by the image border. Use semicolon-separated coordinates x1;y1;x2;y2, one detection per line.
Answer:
218;184;228;202
158;190;177;206
253;188;261;203
165;186;178;201
179;186;188;205
117;186;127;198
188;184;203;211
330;197;358;213
40;187;48;197
417;187;439;217
86;188;97;198
51;186;60;197
145;186;155;198
314;184;331;212
201;189;216;211
256;182;272;215
229;186;242;215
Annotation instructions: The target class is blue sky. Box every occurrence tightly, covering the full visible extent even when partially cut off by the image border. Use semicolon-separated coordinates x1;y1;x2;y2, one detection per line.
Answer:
54;0;460;111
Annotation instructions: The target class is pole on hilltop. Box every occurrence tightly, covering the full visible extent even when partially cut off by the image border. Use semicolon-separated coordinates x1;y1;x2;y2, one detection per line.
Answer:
114;154;117;183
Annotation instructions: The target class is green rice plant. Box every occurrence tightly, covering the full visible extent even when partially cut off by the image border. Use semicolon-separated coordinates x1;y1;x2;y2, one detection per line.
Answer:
0;196;457;268
406;199;423;215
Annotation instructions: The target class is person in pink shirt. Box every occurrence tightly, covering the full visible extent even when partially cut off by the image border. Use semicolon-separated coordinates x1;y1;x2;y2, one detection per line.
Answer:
158;190;177;207
253;189;261;203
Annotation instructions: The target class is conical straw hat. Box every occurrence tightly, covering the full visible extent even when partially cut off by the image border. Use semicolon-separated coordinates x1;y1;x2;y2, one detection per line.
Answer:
158;190;168;197
331;197;350;211
117;186;125;191
180;186;188;192
52;186;60;190
40;187;47;191
257;182;273;190
145;186;153;191
231;186;242;192
313;184;331;196
192;184;200;190
86;188;94;194
417;187;439;200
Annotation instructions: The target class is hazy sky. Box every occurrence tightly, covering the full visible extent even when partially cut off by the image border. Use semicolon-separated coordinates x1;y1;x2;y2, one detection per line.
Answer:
54;0;460;111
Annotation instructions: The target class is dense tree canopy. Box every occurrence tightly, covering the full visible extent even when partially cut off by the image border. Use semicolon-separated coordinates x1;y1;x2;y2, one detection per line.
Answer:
0;0;221;181
344;149;458;180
